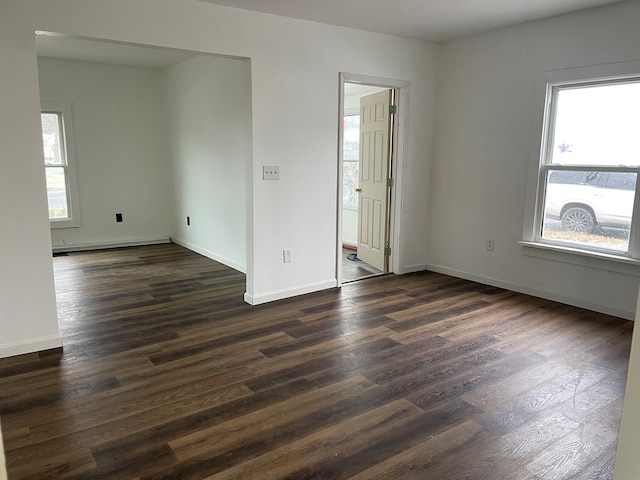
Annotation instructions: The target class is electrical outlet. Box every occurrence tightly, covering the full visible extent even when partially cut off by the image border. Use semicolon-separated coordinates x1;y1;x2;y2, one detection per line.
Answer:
263;165;280;180
486;238;495;251
283;249;292;263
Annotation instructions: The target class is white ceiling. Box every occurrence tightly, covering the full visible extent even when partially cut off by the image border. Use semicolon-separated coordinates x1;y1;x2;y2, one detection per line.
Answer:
345;84;388;99
35;0;625;69
198;0;624;43
36;34;198;70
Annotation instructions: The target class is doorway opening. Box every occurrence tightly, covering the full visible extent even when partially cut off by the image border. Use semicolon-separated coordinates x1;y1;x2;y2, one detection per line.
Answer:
35;32;253;328
337;73;409;285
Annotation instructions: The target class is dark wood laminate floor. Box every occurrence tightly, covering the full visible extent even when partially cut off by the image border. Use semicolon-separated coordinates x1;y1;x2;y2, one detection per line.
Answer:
0;243;633;479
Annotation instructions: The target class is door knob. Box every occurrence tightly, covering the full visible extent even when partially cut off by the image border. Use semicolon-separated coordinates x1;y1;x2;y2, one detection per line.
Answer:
355;188;362;192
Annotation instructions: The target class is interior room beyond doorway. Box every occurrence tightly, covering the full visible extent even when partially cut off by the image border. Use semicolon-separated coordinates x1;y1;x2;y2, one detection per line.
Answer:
341;82;392;283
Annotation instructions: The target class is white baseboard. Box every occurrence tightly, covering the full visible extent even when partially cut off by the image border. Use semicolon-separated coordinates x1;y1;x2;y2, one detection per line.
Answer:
52;237;170;253
398;264;428;274
245;279;337;305
427;263;634;320
171;237;246;274
0;334;63;359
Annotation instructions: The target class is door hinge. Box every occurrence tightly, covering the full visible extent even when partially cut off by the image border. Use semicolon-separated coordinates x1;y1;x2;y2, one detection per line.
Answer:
384;247;392;256
387;178;394;187
390;105;397;114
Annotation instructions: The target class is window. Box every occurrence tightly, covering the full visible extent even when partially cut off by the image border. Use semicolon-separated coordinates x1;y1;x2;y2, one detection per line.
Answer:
343;114;360;208
526;69;640;261
40;104;79;228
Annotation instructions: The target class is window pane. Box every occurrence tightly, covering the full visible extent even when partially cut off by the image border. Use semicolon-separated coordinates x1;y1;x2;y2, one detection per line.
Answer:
550;82;640;166
343;162;359;207
41;113;64;165
542;170;636;252
46;166;69;219
343;115;360;207
343;115;360;161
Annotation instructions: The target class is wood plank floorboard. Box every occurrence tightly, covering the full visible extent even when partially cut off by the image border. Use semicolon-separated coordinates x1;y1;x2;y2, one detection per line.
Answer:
0;243;633;479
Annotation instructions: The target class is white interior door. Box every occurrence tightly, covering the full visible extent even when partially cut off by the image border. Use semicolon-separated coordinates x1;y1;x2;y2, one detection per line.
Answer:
357;89;391;271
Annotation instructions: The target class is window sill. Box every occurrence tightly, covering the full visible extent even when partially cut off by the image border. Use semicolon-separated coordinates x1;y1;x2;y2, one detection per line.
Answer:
50;220;80;229
519;240;640;276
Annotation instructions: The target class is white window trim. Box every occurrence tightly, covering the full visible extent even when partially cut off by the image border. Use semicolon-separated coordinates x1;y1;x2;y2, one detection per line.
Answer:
522;60;640;275
42;102;81;229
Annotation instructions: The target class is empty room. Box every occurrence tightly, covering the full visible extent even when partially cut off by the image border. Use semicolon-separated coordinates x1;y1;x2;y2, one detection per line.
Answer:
2;0;640;478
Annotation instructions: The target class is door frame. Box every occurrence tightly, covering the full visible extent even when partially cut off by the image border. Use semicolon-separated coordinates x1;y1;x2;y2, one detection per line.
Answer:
337;72;410;286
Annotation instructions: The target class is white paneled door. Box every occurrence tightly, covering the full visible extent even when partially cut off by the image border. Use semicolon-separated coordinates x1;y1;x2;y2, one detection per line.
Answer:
357;89;391;271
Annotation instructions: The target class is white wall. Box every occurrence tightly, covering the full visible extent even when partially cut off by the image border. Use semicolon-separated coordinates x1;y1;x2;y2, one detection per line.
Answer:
164;55;251;273
0;4;61;358
430;1;640;319
37;57;173;250
342;207;358;246
0;0;437;356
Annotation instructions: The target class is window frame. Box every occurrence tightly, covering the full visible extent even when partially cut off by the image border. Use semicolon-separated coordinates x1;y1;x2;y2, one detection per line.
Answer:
41;103;80;229
522;61;640;270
